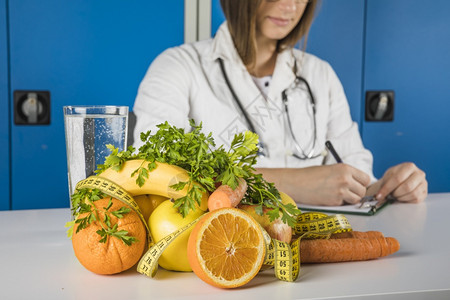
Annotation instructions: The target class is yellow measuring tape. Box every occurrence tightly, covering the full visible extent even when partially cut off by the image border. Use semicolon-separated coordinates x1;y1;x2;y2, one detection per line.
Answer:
75;176;352;283
255;212;352;282
136;210;352;282
269;212;352;282
74;176;153;246
137;217;202;277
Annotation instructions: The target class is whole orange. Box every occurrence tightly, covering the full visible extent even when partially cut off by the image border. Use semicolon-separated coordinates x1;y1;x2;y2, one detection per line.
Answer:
72;197;147;275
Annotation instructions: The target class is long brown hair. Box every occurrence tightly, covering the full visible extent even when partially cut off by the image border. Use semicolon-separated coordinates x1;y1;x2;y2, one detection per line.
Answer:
220;0;319;67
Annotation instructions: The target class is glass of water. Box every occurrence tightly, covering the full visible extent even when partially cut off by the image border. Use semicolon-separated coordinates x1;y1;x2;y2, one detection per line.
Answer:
63;105;129;200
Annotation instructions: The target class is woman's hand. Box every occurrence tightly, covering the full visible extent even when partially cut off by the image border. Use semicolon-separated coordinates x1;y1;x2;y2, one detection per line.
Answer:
369;162;427;203
256;164;371;206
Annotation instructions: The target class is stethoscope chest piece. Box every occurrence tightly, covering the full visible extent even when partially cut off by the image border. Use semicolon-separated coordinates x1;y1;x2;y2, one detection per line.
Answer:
257;142;268;157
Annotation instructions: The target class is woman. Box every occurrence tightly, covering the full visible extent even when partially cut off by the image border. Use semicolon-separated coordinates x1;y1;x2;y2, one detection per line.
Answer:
133;0;427;205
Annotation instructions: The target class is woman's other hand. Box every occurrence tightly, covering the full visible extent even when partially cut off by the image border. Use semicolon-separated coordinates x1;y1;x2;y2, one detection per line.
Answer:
370;162;428;203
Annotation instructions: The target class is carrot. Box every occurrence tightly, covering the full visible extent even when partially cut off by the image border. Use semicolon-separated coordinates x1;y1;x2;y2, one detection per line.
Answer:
300;236;400;263
330;231;384;240
208;178;247;212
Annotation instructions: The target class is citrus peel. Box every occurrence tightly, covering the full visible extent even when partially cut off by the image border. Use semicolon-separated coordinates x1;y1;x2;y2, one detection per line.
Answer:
187;208;265;288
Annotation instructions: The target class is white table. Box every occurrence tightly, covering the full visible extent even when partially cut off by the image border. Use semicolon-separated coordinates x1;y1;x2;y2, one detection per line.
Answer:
1;193;449;300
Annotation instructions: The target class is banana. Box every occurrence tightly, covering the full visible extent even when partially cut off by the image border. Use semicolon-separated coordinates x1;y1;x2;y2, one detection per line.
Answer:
99;159;209;211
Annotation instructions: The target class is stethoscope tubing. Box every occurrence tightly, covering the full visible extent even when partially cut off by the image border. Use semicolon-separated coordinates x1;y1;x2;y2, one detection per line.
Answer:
218;56;320;159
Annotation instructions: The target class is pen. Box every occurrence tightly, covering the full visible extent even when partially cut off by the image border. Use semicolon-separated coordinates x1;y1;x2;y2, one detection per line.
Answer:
325;140;342;163
326;140;372;209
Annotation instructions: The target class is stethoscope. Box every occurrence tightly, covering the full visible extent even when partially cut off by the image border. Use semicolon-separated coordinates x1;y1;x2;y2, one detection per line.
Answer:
218;57;321;160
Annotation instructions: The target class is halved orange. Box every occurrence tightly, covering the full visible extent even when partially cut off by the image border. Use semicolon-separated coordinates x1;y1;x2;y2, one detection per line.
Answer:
187;208;266;288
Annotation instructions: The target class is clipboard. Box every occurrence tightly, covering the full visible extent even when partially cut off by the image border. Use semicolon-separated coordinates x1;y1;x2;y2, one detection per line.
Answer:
297;197;393;216
302;142;395;216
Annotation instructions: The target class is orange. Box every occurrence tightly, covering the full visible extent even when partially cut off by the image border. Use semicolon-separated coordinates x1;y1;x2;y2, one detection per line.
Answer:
72;197;147;275
187;208;265;288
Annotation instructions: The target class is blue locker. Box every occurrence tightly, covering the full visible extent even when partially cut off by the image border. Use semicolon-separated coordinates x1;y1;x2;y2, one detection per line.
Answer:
363;0;450;192
0;0;10;210
211;0;225;34
307;0;365;125
8;0;185;209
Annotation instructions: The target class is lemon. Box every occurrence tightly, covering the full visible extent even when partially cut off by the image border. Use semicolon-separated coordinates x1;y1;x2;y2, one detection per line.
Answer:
279;191;297;207
149;200;205;272
134;194;168;224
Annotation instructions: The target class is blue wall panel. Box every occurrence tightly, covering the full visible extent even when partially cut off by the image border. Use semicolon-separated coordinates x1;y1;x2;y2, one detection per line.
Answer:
4;0;448;211
8;0;185;209
363;0;450;192
0;0;10;210
211;0;224;34
307;0;365;126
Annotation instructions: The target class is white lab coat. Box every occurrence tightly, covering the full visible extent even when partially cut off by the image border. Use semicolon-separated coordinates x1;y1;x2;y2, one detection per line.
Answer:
133;23;375;180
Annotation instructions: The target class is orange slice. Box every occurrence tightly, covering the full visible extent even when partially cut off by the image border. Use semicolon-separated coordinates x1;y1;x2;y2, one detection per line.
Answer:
187;207;265;288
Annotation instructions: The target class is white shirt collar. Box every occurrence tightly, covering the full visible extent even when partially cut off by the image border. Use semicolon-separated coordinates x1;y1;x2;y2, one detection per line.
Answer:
210;22;300;98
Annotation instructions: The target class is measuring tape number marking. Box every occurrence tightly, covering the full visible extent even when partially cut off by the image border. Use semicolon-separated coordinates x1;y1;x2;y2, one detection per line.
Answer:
75;177;353;283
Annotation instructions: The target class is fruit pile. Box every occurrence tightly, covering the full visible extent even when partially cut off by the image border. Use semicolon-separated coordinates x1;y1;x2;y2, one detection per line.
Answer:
66;121;400;289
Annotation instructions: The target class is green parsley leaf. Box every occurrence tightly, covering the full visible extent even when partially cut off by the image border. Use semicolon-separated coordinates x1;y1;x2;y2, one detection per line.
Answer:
266;206;280;223
112;230;138;246
96;145;136;174
111;207;131;219
170;181;188;191
95;119;301;226
65;220;75;238
66;188;138;246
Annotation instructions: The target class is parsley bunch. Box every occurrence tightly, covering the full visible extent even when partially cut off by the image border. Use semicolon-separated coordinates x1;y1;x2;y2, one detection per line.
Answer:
96;120;301;227
66;188;138;245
